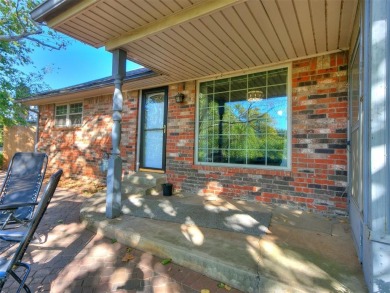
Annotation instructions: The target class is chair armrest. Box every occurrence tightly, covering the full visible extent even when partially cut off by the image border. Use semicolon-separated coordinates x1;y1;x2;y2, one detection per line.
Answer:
0;202;38;211
0;230;26;242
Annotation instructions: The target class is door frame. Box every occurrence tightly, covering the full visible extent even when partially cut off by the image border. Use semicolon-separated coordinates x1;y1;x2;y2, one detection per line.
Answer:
349;35;364;261
138;86;168;172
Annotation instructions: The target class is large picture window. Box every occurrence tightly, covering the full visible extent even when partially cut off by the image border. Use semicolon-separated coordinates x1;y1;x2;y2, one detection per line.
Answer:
55;102;83;127
197;67;290;168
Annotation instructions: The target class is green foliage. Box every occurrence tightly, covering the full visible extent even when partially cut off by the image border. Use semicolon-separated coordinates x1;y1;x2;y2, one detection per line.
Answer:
199;100;287;165
0;0;69;125
0;91;28;126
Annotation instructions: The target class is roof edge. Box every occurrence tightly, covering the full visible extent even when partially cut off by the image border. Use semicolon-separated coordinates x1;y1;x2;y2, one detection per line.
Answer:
31;0;78;22
18;67;156;104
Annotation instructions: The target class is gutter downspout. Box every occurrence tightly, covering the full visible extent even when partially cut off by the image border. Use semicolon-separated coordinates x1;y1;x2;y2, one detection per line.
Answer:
35;109;39;152
27;106;40;152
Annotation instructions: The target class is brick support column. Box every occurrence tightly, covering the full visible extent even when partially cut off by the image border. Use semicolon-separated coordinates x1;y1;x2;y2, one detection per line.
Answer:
106;49;126;219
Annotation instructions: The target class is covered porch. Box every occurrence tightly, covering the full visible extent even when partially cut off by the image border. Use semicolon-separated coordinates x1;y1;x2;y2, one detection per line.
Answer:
29;0;359;215
27;0;390;292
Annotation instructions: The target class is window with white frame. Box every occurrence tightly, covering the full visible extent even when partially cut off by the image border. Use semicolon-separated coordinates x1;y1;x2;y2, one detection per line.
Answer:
55;102;83;127
197;67;290;168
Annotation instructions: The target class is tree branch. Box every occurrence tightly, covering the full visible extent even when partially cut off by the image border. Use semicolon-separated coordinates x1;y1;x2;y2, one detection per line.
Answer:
1;0;44;42
0;29;42;41
25;36;63;50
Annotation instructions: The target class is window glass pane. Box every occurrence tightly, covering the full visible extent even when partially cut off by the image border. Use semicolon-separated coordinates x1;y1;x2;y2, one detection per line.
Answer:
264;97;288;130
248;149;266;165
198;149;212;162
56;105;67;115
267;151;285;166
231;75;247;91
248;72;266;88
229;150;246;164
214;78;229;93
70;103;82;114
213;149;228;163
199;81;214;94
55;116;67;126
199;94;213;109
268;68;288;85
144;130;163;169
69;114;82;126
199;108;212;123
230;90;246;103
198;136;209;148
230;135;246;149
267;84;286;99
56;103;83;127
351;46;360;125
197;67;289;168
144;93;164;129
248;154;266;165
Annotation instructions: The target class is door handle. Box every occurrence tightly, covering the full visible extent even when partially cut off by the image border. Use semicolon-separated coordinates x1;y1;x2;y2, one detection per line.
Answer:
163;125;166;134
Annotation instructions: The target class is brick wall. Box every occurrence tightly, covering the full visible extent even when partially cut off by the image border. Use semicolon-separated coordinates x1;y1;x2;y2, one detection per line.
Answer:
121;90;139;174
37;51;348;215
166;52;348;216
166;81;197;186
37;92;139;183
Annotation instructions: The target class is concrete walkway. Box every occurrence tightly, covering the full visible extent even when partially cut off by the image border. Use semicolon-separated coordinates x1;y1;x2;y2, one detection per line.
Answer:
0;188;242;293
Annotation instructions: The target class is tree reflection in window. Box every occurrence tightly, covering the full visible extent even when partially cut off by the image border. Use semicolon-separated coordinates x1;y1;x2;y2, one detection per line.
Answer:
198;68;288;167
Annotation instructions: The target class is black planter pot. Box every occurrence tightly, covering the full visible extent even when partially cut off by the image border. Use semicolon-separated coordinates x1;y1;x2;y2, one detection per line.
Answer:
162;183;173;196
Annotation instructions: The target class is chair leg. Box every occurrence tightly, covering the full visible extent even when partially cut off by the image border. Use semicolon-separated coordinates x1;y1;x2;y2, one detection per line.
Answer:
10;214;28;226
0;213;29;231
0;213;13;230
10;262;31;293
0;279;5;291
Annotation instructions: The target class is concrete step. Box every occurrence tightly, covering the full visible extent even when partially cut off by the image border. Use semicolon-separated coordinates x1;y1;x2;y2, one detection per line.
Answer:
122;172;167;187
121;184;149;196
122;172;167;196
81;194;259;292
121;184;166;197
81;192;366;293
145;186;161;196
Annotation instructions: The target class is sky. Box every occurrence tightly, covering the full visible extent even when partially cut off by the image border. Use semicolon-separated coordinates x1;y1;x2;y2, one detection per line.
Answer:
23;34;142;91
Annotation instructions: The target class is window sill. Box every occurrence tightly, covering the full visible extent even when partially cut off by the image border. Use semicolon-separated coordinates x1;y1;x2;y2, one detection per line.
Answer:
54;125;82;131
195;161;291;171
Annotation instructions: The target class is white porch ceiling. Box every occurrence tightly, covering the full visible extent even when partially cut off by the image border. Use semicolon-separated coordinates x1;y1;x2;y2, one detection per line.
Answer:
42;0;358;88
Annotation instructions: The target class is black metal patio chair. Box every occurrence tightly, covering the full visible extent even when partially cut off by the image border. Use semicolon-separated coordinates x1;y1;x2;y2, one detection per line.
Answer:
0;152;48;230
0;169;62;293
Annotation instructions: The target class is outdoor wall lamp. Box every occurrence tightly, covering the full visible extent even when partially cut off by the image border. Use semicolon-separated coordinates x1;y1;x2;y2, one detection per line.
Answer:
247;90;264;102
175;93;185;103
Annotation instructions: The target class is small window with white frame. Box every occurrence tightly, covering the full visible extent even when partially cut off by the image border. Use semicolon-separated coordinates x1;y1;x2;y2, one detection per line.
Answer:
196;66;290;169
55;102;83;127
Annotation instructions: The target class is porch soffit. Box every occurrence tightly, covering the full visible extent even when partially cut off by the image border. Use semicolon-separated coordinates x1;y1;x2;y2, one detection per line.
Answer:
38;0;358;84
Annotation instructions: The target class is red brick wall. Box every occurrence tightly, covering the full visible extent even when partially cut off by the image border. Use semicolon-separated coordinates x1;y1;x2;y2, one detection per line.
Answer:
121;90;139;174
166;52;348;215
37;52;348;215
166;82;197;185
37;91;139;182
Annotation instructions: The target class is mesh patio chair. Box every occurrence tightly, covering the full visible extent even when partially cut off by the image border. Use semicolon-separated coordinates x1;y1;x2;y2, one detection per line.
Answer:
0;169;62;293
0;152;48;230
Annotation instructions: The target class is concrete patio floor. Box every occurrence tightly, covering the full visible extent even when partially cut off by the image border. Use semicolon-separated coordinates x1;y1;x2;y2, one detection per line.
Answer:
0;186;242;293
80;190;367;293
